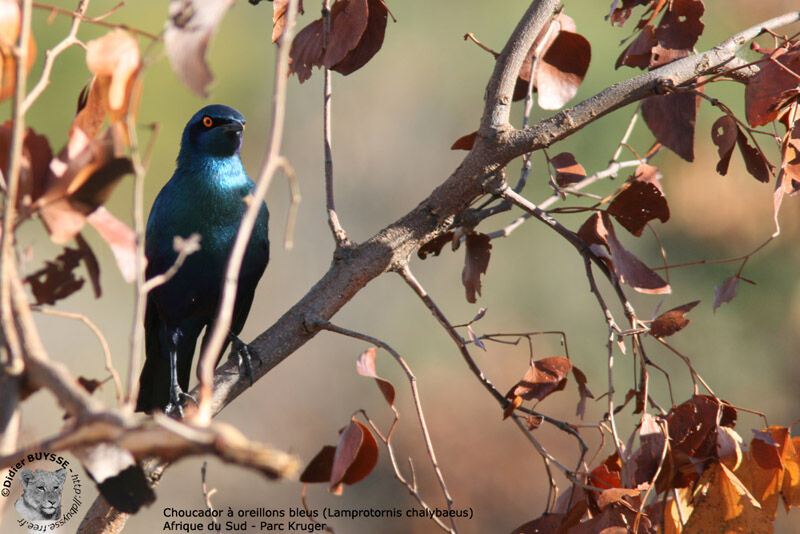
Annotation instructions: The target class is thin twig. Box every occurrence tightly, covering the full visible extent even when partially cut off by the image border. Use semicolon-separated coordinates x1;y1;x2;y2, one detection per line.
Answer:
200;462;220;530
310;319;457;533
34;307;123;405
23;0;91;113
125;106;150;410
31;1;160;40
322;0;347;246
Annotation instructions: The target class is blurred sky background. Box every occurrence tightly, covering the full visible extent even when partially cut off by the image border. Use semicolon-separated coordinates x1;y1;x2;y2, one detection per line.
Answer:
4;0;800;532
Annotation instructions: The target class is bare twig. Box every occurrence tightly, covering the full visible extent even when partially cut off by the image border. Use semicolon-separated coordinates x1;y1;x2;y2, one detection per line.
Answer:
322;0;347;246
310;319;457;533
33;307;123;405
23;0;91;113
31;1;160;41
200;462;220;530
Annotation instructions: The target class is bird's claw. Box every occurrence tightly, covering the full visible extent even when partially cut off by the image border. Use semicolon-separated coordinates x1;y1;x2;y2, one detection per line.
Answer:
165;388;196;419
229;335;262;385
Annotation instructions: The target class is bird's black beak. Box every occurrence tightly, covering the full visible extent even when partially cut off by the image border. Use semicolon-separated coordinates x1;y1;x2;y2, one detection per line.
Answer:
222;121;245;135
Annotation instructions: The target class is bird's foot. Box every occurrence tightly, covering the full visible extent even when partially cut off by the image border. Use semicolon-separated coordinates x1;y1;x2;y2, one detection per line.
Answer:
229;334;262;385
164;387;196;419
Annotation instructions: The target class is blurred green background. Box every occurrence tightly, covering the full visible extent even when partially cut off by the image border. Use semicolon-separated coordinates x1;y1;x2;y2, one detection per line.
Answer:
4;0;800;532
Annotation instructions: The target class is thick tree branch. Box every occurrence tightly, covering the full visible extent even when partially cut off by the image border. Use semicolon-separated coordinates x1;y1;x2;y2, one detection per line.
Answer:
503;10;800;159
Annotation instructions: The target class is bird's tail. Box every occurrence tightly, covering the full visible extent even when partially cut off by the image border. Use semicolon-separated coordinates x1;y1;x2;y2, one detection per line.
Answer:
135;299;171;413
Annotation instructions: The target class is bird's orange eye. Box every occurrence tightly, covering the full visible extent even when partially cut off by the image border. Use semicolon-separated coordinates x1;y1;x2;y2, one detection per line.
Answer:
202;116;213;128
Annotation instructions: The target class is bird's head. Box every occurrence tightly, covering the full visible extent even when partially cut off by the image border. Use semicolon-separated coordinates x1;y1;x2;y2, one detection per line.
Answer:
180;104;246;159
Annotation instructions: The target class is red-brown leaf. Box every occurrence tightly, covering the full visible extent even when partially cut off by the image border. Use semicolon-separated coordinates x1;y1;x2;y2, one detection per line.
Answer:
509;513;566;534
77;376;102;394
536;30;591;109
745;43;800;127
85;29;140;120
355;348;395;407
272;0;304;44
37;130;133;245
450;131;477;151
649;300;699;338
607;180;670;237
86;207;138;283
616;24;656;69
418;231;454;259
572;365;593;418
711;115;738;175
0;0;36;102
323;0;369;68
775;119;800;233
299;445;336;483
510;356;573;403
329;419;378;493
736;128;771;183
578;212;670;294
550;152;586;187
713;275;739;312
653;0;704;51
331;0;387;76
24;247;87;305
290;17;324;82
462;232;491;303
641;90;700;162
164;0;232;97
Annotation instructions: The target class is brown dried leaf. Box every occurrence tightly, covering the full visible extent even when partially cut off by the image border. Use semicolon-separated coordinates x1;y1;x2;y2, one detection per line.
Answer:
461;232;491;303
272;0;304;44
450;130;477;151
649;300;699;338
616;24;657;69
37;129;133;245
0;123;53;210
290;0;388;82
331;0;387;76
736;128;771;183
508;513;566;534
716;425;744;472
782;437;800;510
632;413;666;486
24;247;87;305
85;30;140;124
535;30;591;109
550;152;586;187
596;487;642;510
712;275;739;312
86;207;138;283
653;0;704;51
289;16;323;82
607;180;670;237
323;0;368;68
578;212;670;294
774;119;800;234
711;115;738;175
0;0;36;102
572;365;593;418
589;453;622;491
70;78;108;148
329;419;378;493
641;90;700;162
355;347;395;406
74;232;102;298
745;43;800;127
509;356;572;403
164;0;233;97
684;462;772;534
418;231;454;259
299;445;336;483
77;376;102;394
503;395;523;420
